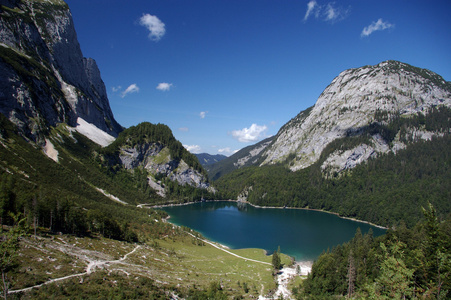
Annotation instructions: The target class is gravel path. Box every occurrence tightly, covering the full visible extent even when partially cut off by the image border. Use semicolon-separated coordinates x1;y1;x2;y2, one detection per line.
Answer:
9;245;141;295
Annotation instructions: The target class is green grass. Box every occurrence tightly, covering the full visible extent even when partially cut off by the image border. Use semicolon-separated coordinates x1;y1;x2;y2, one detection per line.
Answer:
9;230;283;299
156;234;278;297
152;147;171;165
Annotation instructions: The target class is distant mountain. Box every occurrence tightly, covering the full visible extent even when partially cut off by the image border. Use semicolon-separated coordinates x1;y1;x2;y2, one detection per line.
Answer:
206;136;274;180
195;153;227;166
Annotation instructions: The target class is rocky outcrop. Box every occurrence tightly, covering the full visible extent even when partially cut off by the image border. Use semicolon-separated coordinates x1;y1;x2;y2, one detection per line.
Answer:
261;61;451;173
234;138;273;168
0;0;122;144
119;143;210;191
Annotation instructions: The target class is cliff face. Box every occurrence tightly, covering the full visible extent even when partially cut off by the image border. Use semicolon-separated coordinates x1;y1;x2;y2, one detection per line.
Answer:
260;61;451;173
101;122;211;194
0;0;122;143
119;143;209;189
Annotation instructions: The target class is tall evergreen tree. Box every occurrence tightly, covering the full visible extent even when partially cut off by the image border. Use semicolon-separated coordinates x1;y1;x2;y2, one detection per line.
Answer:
272;250;281;271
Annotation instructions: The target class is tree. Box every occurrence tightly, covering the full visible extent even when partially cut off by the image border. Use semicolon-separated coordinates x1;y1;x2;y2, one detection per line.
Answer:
272;250;281;271
421;203;451;299
0;213;26;299
365;241;414;299
347;250;356;298
0;176;15;231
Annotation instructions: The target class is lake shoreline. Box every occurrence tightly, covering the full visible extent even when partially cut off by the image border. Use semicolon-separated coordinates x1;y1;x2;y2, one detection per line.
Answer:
244;201;388;230
144;199;388;230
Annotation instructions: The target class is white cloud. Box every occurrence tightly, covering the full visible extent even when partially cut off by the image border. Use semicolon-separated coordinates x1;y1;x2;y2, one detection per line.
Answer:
218;147;237;156
199;111;208;119
184;144;202;154
121;84;139;98
156;82;173;91
361;18;395;37
325;3;337;21
179;127;189;132
304;0;317;21
303;1;349;23
112;85;121;92
231;123;268;143
139;14;166;41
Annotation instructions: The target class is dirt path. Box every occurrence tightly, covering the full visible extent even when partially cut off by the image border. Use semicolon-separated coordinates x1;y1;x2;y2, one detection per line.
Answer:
9;245;141;295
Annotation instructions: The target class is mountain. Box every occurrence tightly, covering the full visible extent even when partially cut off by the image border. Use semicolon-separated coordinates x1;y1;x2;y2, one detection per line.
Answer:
0;0;210;193
206;136;274;180
195;153;227;167
0;0;122;144
211;61;451;180
101;122;212;197
260;60;451;174
214;61;451;227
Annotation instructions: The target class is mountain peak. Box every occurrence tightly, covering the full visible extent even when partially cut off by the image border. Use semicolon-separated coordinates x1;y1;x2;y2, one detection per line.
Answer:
260;61;451;172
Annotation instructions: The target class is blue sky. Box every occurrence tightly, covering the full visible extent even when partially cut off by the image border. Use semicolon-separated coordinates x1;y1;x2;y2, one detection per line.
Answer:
65;0;451;156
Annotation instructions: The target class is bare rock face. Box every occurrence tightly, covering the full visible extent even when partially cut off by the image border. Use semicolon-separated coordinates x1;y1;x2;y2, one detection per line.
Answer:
119;143;209;190
261;61;451;173
0;0;122;144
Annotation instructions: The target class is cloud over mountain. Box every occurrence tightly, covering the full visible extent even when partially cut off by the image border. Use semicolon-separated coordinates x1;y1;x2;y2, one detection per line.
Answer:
231;124;268;143
184;144;202;153
361;19;394;37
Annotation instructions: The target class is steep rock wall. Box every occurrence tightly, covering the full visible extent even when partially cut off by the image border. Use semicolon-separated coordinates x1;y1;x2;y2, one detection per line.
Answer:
0;0;121;143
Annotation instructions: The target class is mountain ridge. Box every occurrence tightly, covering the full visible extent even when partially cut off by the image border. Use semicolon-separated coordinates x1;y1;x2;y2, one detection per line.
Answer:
195;153;227;166
261;60;450;172
211;60;450;180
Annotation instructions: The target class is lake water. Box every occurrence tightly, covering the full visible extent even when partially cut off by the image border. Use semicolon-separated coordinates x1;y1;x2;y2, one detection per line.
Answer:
161;201;386;261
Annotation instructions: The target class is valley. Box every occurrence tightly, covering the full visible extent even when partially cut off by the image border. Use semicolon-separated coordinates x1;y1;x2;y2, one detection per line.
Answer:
1;0;450;298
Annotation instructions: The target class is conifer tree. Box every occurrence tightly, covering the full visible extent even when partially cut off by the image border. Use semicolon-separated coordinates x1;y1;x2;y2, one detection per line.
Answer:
347;250;356;298
272;250;281;271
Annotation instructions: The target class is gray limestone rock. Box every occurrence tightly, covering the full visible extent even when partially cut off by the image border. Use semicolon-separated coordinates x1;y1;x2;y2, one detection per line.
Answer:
261;61;451;173
0;0;122;144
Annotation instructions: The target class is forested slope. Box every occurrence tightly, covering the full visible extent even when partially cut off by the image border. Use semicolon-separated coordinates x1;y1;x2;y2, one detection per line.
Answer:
0;114;178;240
295;204;451;299
215;107;451;228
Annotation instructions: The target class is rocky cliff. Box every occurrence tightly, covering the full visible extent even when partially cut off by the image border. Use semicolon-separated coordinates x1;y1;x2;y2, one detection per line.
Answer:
260;61;451;173
0;0;122;144
102;122;211;195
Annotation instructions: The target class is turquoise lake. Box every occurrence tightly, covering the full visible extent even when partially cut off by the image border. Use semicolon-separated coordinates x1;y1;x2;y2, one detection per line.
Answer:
161;201;386;261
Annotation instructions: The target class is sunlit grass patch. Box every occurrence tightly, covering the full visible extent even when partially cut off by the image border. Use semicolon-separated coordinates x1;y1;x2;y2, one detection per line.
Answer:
156;235;278;297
